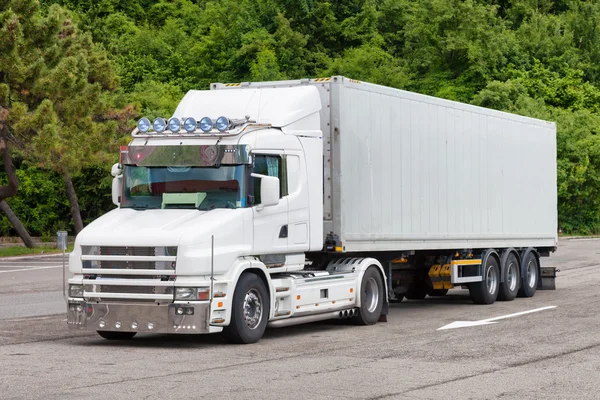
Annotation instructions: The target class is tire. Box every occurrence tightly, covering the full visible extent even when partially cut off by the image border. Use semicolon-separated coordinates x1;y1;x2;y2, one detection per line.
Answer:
498;252;520;301
469;255;500;305
352;266;384;325
223;272;270;344
96;331;137;340
405;282;428;300
518;252;539;298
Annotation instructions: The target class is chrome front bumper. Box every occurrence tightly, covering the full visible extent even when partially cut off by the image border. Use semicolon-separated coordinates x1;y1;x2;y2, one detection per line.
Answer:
67;301;211;334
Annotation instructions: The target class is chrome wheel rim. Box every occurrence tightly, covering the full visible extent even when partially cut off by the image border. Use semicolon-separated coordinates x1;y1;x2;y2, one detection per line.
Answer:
364;277;379;313
486;264;498;295
507;262;518;292
526;261;537;288
243;289;262;330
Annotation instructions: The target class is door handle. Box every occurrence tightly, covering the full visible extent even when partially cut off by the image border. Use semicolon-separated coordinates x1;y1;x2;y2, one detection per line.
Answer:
279;225;288;238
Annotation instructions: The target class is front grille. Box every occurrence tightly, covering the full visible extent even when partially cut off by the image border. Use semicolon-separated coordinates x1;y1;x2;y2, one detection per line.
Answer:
82;246;177;257
81;245;177;300
84;284;174;295
99;246;156;256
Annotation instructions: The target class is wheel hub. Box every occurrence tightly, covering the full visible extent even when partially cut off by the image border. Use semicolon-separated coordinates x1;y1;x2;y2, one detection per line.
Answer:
243;289;262;330
364;277;379;313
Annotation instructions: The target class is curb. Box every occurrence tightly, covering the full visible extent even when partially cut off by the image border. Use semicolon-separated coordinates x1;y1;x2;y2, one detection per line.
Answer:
0;252;70;261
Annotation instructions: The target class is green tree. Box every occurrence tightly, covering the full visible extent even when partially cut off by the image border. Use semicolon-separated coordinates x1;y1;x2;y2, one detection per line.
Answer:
1;0;119;238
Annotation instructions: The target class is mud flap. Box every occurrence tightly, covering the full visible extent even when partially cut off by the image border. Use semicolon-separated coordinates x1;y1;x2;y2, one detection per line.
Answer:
378;300;389;322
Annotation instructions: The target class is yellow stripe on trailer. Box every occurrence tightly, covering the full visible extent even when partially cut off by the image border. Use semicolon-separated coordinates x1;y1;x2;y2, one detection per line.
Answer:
451;259;482;265
348;79;361;84
313;77;331;82
224;83;241;87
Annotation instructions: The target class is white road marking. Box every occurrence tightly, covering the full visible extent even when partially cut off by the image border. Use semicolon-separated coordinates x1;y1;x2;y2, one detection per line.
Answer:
0;265;62;274
437;306;558;330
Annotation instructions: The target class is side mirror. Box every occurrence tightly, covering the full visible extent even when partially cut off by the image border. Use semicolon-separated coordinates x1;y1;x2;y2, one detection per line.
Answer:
251;173;279;209
111;163;122;177
112;175;122;206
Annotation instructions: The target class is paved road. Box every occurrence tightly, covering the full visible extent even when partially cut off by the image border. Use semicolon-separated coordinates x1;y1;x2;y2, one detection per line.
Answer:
0;239;599;399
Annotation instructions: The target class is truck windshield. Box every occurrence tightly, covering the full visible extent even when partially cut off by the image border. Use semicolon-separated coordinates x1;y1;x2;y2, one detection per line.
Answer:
121;165;246;210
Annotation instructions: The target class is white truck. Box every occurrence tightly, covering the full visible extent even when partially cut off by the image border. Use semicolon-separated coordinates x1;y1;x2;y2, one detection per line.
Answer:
67;76;557;343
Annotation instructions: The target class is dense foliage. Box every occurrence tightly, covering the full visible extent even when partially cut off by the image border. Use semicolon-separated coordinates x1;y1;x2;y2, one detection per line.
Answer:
3;0;600;234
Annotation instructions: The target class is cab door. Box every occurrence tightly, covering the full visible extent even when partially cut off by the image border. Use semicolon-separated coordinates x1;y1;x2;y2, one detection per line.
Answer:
252;153;289;254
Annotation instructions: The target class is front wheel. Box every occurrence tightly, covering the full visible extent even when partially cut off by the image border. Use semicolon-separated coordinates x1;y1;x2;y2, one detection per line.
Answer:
352;266;384;325
223;272;270;344
97;331;136;340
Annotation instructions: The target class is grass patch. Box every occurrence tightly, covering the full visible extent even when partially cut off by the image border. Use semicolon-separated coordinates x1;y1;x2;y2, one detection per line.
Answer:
0;244;74;257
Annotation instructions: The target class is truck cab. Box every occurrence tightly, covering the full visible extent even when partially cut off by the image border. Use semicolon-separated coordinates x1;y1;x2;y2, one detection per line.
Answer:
67;83;386;343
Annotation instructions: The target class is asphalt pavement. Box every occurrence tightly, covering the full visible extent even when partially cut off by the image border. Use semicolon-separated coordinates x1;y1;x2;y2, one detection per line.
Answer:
0;239;599;399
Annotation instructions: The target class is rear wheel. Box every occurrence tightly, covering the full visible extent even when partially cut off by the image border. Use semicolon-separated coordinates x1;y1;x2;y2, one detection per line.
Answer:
469;255;500;304
223;272;270;344
96;331;137;340
518;252;539;298
498;253;520;301
352;266;384;325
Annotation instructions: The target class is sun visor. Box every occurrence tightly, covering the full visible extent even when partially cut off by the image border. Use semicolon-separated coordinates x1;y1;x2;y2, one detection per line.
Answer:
172;86;322;128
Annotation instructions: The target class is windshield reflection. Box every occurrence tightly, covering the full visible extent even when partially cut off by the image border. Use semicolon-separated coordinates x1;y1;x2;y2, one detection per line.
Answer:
121;165;246;210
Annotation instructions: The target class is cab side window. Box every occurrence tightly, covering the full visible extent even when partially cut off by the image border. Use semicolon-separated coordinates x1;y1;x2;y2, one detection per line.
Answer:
253;155;288;204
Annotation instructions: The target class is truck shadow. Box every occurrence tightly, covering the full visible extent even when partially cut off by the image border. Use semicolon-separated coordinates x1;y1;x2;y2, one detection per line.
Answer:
73;320;352;349
72;292;478;348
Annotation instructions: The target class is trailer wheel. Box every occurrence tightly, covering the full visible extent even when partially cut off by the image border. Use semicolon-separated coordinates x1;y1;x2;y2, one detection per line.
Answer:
498;253;520;301
353;266;384;325
96;331;136;340
223;272;270;344
469;255;500;304
518;252;539;298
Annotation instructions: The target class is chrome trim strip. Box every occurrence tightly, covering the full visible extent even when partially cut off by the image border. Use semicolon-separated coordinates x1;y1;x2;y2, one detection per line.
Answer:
83;292;173;300
82;268;173;276
82;279;174;287
81;255;176;262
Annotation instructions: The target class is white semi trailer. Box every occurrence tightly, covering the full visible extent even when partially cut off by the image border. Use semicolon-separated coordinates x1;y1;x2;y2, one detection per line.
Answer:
67;76;557;343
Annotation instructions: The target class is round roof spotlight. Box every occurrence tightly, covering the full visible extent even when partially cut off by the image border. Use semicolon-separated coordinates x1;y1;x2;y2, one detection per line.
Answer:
199;117;213;133
153;118;167;133
216;116;230;132
137;118;151;133
183;117;197;133
168;118;181;133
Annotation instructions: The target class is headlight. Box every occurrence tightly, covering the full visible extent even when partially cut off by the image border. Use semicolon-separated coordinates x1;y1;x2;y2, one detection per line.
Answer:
183;117;197;132
153;117;167;133
216;116;229;132
137;118;151;133
175;287;210;301
69;284;84;298
168;118;181;132
199;117;213;132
